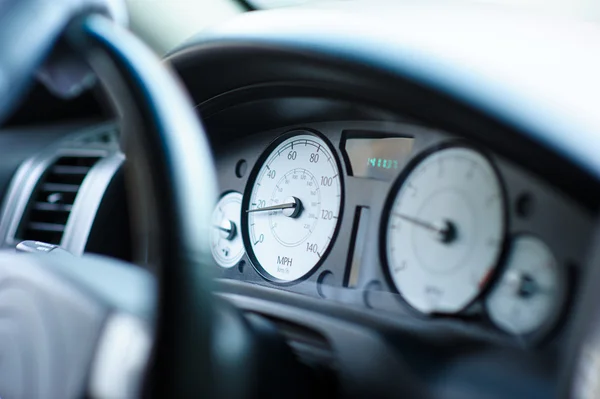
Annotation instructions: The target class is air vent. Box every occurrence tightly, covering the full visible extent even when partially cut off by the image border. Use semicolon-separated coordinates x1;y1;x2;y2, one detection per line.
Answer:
17;155;102;244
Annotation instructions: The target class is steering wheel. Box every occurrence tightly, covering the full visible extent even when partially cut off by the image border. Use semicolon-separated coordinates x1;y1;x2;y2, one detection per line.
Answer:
0;1;220;397
0;1;598;398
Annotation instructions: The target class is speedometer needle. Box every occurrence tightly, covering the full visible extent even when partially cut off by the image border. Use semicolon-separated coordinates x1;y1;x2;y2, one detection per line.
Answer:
246;196;302;218
393;213;457;244
247;203;296;212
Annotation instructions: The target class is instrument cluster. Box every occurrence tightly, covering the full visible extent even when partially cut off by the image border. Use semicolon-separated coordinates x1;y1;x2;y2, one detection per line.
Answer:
210;121;591;344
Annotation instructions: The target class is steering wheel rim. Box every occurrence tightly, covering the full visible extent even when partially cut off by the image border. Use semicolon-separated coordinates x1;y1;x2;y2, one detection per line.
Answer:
72;14;219;396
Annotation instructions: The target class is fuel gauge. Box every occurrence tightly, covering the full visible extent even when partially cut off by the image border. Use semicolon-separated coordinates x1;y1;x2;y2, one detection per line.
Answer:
211;192;245;268
486;235;565;336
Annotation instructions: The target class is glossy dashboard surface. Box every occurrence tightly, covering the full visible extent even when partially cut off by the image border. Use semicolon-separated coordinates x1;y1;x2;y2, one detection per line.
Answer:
211;119;593;345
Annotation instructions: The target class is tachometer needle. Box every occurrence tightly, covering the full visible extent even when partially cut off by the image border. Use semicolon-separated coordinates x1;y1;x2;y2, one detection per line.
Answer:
246;196;302;218
393;213;457;244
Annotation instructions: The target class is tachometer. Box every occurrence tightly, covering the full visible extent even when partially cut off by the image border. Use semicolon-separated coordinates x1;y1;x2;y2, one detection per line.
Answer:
384;145;506;314
243;132;343;282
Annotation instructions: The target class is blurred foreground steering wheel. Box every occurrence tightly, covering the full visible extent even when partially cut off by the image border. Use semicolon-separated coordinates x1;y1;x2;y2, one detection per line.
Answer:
0;1;219;397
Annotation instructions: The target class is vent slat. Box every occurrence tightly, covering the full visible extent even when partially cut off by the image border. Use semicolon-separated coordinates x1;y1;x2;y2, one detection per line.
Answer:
32;202;73;212
40;183;80;193
28;222;66;232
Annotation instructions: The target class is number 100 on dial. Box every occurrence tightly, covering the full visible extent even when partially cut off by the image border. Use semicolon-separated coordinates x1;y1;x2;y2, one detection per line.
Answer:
243;132;343;282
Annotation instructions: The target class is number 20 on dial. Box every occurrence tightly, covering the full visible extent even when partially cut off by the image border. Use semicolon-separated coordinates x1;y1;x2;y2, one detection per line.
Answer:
243;132;343;282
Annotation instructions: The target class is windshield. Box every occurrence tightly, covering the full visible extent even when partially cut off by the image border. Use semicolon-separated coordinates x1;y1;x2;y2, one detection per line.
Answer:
125;0;600;54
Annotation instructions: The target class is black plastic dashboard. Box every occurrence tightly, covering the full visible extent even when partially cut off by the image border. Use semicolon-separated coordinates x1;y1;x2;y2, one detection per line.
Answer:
0;86;584;398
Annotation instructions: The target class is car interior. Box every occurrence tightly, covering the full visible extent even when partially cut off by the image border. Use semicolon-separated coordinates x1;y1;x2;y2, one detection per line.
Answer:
1;0;600;398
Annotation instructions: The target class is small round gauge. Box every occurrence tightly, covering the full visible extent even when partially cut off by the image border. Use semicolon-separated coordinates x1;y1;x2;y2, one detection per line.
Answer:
384;145;506;314
211;192;245;268
486;235;564;336
243;131;343;282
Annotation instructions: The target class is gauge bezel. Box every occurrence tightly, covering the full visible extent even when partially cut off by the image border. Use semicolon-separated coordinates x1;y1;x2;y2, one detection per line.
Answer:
241;129;345;285
484;233;570;343
379;140;510;316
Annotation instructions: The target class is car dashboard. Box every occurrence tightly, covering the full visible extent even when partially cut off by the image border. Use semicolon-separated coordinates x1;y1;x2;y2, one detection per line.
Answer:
1;4;600;397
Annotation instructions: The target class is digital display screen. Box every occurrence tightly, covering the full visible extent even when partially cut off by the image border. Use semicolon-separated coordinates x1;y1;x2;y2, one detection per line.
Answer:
343;136;414;181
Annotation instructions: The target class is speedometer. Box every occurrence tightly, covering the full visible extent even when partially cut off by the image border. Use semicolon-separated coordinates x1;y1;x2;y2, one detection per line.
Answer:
383;145;506;314
243;131;343;282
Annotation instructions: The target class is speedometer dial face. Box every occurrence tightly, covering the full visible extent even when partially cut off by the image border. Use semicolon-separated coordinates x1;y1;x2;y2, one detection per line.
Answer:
384;145;506;314
244;132;343;282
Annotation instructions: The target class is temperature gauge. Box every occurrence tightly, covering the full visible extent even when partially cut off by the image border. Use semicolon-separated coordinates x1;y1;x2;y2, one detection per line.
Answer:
486;235;565;336
211;192;245;268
